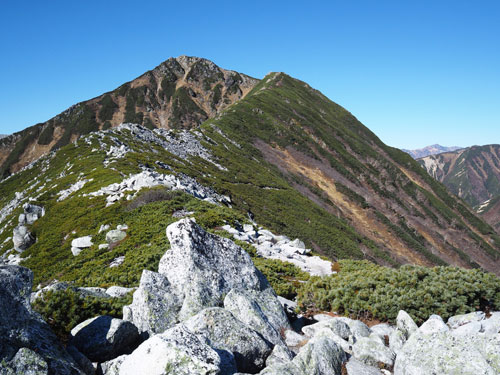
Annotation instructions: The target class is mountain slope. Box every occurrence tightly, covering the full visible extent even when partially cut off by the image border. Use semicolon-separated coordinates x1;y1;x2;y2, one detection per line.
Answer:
1;61;500;293
418;145;500;231
198;73;500;273
0;56;258;178
402;144;462;159
479;196;500;233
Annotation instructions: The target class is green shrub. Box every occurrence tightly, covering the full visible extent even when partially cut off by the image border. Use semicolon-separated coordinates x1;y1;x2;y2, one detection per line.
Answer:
32;289;132;341
297;259;500;324
98;95;118;122
253;257;310;299
38;122;55;145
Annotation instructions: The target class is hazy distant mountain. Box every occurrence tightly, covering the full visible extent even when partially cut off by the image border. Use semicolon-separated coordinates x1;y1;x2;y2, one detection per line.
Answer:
0;134;7;139
402;144;462;159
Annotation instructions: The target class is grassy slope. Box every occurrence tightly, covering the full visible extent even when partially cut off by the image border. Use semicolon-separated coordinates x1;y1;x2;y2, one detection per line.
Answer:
192;73;500;271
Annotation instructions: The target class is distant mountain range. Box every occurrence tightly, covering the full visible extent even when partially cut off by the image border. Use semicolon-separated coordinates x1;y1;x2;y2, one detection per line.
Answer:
419;144;500;232
0;135;7;139
402;144;463;159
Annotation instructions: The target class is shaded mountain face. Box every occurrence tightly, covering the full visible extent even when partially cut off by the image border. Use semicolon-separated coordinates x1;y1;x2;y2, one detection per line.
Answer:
1;60;500;290
419;145;500;231
0;56;258;178
480;196;500;233
403;144;462;159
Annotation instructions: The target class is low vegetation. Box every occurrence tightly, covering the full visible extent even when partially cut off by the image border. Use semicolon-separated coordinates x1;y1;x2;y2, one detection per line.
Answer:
297;260;500;324
32;289;132;341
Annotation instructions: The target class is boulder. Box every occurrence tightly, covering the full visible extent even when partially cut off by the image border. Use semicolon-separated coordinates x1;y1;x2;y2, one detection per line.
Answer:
265;343;295;368
66;345;95;375
0;265;85;374
396;310;417;339
123;270;181;335
105;230;126;243
370;323;394;340
0;347;48;375
452;321;483;336
71;236;93;256
418;314;449;335
124;219;286;335
13;225;35;252
109;256;124;267
224;288;290;345
159;219;270;320
70;315;142;362
345;357;384;375
313;314;334;322
98;224;110;233
105;286;134;298
118;324;233;375
302;318;351;340
71;236;93;249
98;355;127;375
447;311;485;329
284;329;306;348
19;203;45;225
394;330;500;375
482;312;500;335
352;336;395;367
261;329;347;375
184;307;273;373
336;317;371;342
389;329;406;354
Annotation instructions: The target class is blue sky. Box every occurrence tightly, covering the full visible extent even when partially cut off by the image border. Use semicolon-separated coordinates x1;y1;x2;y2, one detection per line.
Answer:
0;0;498;149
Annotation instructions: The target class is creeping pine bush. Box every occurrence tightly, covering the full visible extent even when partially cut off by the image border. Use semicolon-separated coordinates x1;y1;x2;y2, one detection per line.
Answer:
297;260;500;324
32;289;132;341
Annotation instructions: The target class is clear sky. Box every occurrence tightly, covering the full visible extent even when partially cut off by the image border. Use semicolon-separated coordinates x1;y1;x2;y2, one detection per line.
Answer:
1;0;498;149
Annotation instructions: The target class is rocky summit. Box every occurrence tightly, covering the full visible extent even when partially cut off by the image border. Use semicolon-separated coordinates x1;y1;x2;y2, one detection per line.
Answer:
1;56;500;374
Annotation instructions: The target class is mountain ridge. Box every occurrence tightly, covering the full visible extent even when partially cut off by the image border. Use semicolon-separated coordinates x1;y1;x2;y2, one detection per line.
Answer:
402;144;463;159
419;144;500;232
1;57;499;284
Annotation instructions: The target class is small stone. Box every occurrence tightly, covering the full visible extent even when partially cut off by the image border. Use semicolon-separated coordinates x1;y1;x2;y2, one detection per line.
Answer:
106;230;126;243
71;236;93;248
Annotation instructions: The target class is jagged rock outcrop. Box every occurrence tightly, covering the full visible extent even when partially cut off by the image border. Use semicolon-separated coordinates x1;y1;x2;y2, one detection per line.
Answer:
12;203;44;253
0;265;84;374
12;224;34;252
124;218;289;335
18;203;45;225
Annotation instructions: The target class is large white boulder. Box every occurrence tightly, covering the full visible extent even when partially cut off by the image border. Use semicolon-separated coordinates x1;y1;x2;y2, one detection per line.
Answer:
118;324;230;375
124;219;288;337
394;330;500;375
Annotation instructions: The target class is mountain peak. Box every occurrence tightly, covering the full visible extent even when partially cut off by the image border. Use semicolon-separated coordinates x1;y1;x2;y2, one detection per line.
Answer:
402;144;462;159
0;56;259;177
